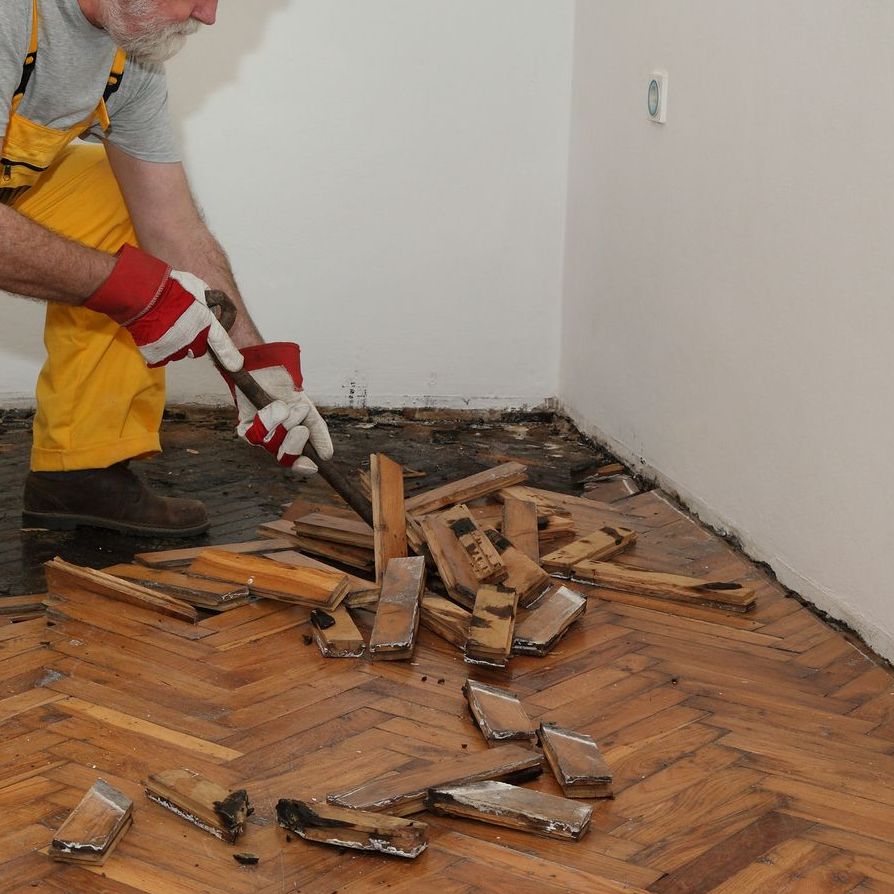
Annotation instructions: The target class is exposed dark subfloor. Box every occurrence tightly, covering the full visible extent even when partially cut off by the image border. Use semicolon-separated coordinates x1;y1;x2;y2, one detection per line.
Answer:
0;407;617;596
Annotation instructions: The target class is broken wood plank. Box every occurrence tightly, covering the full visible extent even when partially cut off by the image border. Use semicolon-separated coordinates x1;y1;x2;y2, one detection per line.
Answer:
405;462;528;517
135;538;295;569
48;779;133;864
512;584;587;656
145;769;252;844
498;485;573;519
502;497;540;563
538;723;613;799
538;513;577;545
189;550;350;609
0;594;45;621
45;558;196;622
571;561;757;613
483;528;551;607
370;453;408;583
257;518;302;543
102;564;251;610
277;799;427;858
426;780;592;841
267;550;379;607
541;525;638;575
327;743;542;816
420;513;479;609
293;513;374;549
442;505;508;585
420;595;471;649
463;680;538;747
369;556;426;660
311;606;365;658
261;520;376;571
294;536;376;572
465;585;519;668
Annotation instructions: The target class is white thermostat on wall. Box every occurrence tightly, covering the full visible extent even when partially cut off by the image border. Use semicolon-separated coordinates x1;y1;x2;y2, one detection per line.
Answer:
647;72;668;123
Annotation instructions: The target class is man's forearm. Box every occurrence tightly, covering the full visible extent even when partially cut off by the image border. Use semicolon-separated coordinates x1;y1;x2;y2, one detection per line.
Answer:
0;203;114;303
138;223;263;348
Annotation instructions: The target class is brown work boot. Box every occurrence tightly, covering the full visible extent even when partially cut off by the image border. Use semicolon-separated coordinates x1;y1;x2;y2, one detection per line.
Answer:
22;462;210;538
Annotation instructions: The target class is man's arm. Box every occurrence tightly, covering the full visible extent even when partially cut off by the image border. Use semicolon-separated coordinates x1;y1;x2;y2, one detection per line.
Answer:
0;203;114;302
104;142;262;348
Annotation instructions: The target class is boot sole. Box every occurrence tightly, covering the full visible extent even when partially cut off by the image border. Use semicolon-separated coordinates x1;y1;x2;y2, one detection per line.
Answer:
22;510;210;539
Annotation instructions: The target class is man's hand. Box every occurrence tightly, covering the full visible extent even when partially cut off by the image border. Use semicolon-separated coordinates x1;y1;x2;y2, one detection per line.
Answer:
221;343;333;476
84;244;244;371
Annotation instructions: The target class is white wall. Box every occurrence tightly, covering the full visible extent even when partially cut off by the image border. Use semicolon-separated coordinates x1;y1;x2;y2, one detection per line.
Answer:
0;1;574;410
163;0;575;408
561;2;894;659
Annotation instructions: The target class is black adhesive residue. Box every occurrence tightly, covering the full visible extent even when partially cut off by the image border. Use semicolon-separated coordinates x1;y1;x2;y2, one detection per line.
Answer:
311;609;336;630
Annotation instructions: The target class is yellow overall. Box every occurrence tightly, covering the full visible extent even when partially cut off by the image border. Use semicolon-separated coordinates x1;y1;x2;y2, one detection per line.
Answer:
2;0;165;471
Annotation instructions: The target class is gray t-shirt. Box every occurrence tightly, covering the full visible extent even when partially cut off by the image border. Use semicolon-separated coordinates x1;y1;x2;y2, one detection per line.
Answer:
0;0;180;163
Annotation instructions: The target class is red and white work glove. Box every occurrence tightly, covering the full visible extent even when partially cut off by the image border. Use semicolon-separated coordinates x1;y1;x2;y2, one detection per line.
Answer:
220;343;333;476
85;244;244;372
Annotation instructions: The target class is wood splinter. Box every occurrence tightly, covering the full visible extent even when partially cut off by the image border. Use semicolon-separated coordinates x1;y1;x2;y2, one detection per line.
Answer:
539;723;613;799
426;780;592;841
277;799;428;859
48;779;133;865
463;679;538;747
146;769;252;843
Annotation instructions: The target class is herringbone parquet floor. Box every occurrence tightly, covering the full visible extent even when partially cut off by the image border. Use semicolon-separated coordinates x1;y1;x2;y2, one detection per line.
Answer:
1;418;893;893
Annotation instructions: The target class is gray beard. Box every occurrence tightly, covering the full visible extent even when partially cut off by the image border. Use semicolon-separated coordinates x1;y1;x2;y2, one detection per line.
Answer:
100;0;201;65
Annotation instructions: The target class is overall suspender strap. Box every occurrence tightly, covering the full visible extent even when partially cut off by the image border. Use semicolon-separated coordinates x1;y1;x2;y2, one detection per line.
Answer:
11;0;39;115
97;48;127;130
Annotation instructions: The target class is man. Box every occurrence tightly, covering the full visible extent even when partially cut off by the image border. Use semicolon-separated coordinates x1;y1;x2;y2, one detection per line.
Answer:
1;0;332;537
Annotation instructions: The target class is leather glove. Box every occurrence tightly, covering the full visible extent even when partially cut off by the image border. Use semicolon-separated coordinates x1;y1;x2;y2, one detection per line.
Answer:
220;342;333;476
85;244;244;372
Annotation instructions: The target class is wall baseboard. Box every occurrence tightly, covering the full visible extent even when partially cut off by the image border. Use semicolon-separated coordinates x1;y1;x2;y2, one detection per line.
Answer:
560;399;894;664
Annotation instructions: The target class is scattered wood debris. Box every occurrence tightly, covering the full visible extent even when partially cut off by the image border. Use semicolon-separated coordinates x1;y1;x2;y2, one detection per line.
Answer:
421;513;479;609
268;550;379;608
539;723;613;799
0;593;46;622
276;799;428;858
482;528;551;607
570;562;757;613
190;550;350;609
501;497;540;562
102;564;251;611
311;606;365;658
465;585;519;668
463;680;538;747
259;519;375;572
327;744;542;815
443;505;508;585
369;556;425;660
541;525;637;575
426;780;592;841
135;538;295;569
370;453;408;583
513;584;587;656
420;594;470;648
45;558;196;622
406;462;529;519
293;513;374;550
145;769;252;843
48;779;133;865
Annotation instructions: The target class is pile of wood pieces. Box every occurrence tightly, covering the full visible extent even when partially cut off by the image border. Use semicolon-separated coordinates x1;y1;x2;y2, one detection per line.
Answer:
37;453;760;865
95;455;758;668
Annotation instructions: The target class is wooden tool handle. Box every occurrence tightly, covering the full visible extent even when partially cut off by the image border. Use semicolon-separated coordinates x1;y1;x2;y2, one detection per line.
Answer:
206;291;375;527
